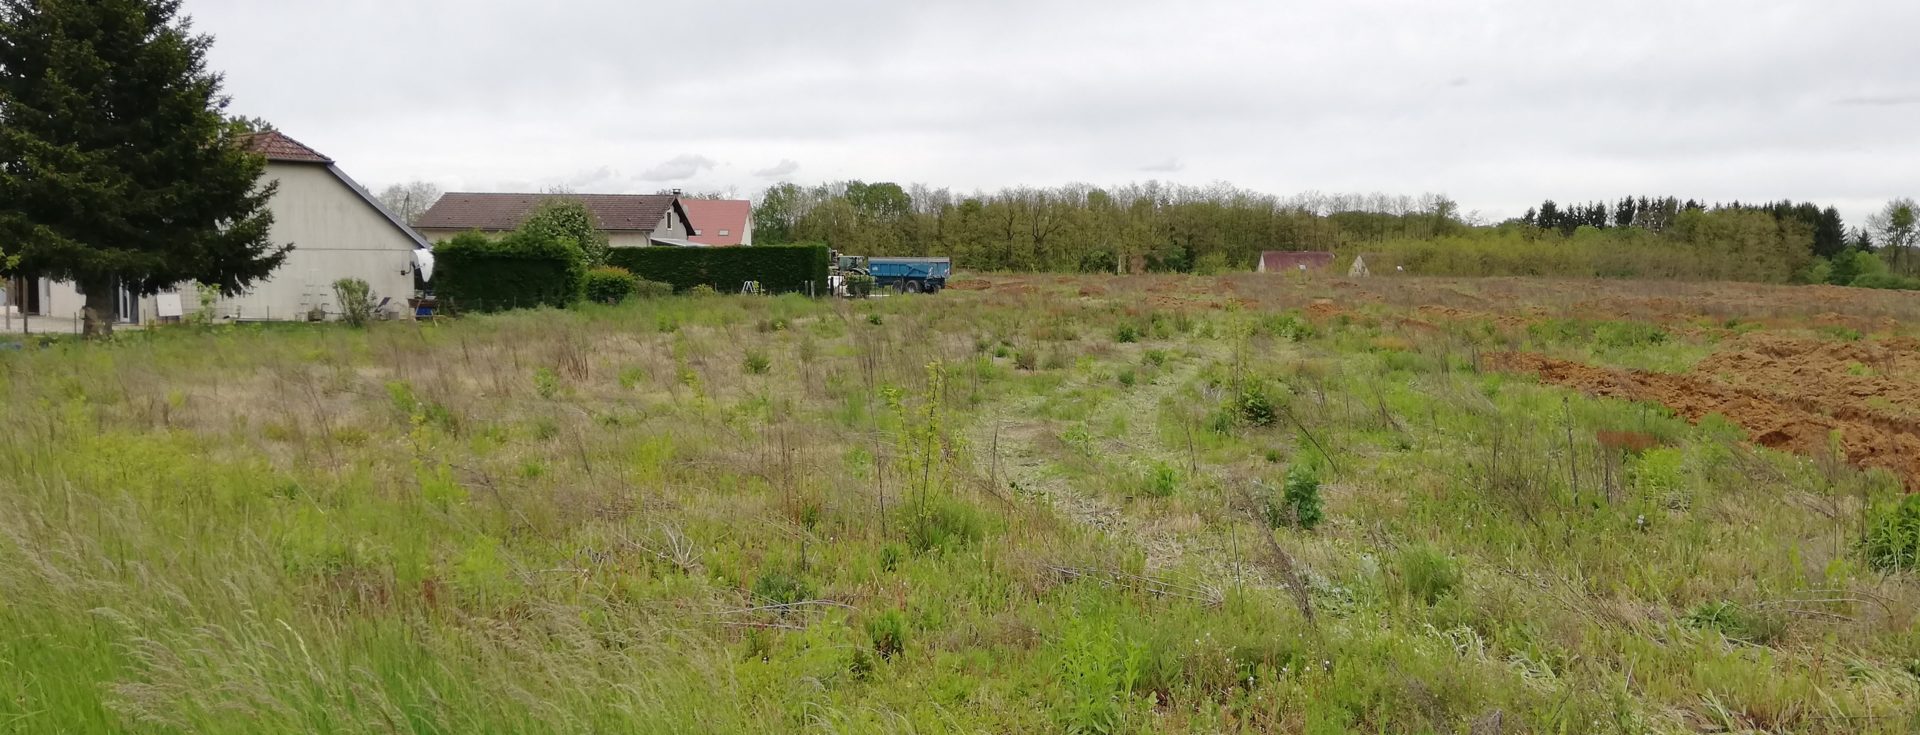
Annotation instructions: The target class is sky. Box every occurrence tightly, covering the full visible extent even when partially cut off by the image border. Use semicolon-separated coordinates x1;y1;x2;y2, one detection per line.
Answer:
191;0;1920;225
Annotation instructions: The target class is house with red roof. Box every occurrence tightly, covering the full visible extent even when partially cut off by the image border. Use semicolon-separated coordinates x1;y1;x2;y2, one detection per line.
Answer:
680;199;754;246
8;131;431;326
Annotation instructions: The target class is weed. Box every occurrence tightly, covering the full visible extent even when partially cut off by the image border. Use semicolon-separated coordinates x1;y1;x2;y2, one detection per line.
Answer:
1863;495;1920;572
743;350;772;375
1685;601;1788;645
1398;545;1461;606
1113;323;1141;344
906;495;986;554
1143;462;1179;498
868;313;885;326
1279;464;1324;530
751;569;814;607
1143;349;1169;366
534;367;561;399
866;610;908;660
1015;350;1038;371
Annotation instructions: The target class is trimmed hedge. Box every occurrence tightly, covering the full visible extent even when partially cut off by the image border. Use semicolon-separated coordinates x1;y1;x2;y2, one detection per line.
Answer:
607;245;830;295
433;231;586;313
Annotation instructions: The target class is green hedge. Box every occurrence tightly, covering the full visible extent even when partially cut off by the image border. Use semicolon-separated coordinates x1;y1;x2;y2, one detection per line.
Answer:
606;245;830;295
433;231;586;313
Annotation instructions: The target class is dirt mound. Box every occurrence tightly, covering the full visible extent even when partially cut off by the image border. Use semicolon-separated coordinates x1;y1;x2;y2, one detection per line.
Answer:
1487;350;1920;489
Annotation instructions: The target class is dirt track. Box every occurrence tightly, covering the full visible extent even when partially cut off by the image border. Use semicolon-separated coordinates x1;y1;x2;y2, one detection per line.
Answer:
1488;336;1920;488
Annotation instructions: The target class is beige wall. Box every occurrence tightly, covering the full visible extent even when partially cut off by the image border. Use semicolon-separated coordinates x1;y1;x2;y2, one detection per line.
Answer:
24;162;421;324
210;162;418;320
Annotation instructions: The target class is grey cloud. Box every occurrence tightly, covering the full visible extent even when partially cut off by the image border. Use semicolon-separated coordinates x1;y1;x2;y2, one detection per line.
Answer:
641;155;718;182
191;0;1920;226
1835;95;1920;107
753;160;801;178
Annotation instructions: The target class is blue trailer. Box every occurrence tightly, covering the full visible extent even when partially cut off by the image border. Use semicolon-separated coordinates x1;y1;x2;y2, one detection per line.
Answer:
865;257;952;294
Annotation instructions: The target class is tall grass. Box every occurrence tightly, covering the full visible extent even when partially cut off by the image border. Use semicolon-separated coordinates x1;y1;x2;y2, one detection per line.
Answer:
0;279;1916;733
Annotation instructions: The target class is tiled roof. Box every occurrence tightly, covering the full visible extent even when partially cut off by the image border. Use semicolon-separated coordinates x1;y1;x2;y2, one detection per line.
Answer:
416;193;679;232
240;131;333;164
681;199;751;246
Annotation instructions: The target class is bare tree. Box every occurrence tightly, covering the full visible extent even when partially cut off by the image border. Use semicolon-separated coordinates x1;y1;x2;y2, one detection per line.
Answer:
377;181;443;225
1868;198;1917;272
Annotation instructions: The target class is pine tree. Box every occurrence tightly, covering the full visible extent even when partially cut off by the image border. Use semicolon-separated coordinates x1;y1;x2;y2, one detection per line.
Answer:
0;0;286;337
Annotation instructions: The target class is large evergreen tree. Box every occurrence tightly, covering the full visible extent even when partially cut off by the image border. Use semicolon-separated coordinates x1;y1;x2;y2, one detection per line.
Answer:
0;0;285;336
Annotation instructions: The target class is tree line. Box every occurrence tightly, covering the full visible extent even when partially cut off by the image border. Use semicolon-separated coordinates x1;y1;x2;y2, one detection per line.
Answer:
750;180;1917;284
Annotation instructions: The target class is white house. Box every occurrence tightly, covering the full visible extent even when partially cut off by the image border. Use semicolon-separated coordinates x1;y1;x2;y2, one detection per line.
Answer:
6;131;429;325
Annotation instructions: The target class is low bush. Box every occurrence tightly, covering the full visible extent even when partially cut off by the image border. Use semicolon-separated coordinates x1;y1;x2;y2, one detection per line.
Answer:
583;266;641;304
331;278;374;327
633;278;673;299
433;231;586;313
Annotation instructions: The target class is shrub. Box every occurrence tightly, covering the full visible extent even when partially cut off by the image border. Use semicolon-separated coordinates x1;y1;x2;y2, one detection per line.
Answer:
1593;321;1669;348
607;245;830;295
1279;464;1324;530
433;231;586;313
1863;495;1920;572
520;198;611;267
1113;323;1141;344
583;266;641;304
1398;545;1461;605
1238;387;1277;427
1850;272;1920;291
331;277;374;327
866;610;907;660
634;278;673;298
845;274;876;298
751;569;813;607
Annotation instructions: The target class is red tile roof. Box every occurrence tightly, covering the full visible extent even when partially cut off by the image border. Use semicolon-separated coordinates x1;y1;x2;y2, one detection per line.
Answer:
416;193;680;233
681;199;752;246
240;131;333;164
1259;251;1336;272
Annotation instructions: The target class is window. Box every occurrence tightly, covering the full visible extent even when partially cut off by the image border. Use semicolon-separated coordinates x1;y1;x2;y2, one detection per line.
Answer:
718;229;730;237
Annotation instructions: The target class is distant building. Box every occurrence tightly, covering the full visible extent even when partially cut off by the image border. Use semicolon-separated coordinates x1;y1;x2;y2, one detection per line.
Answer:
1256;251;1336;273
414;193;697;248
680;199;754;247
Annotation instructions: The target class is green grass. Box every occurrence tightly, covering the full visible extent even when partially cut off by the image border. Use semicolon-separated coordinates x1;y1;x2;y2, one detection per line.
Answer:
0;284;1917;733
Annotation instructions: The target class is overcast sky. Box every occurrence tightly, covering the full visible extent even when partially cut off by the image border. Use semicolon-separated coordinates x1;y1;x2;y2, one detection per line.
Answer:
192;0;1918;224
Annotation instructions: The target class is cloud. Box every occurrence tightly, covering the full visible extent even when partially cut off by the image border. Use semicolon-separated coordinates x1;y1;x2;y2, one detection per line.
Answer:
188;0;1920;227
1834;95;1920;107
752;159;801;178
1138;158;1185;173
641;155;718;181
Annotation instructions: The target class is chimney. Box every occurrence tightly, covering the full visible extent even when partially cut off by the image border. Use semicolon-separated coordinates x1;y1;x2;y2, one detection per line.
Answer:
670;188;684;196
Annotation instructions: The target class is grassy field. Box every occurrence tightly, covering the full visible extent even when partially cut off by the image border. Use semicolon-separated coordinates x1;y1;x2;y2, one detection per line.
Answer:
2;274;1918;734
